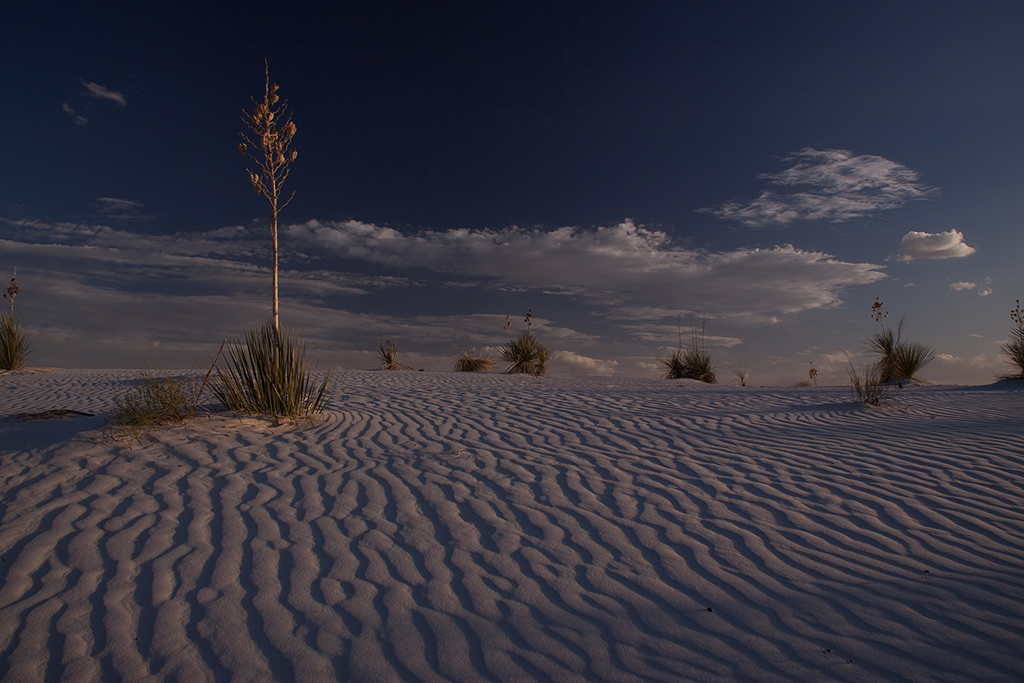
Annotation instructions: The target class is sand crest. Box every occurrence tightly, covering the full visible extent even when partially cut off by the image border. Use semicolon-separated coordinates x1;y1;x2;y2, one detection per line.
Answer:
2;370;1023;682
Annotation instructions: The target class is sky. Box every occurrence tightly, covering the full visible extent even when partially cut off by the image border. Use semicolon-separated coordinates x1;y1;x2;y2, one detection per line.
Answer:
2;0;1023;384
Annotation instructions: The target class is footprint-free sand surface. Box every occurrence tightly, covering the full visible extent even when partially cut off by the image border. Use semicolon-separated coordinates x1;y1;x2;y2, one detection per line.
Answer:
2;369;1023;682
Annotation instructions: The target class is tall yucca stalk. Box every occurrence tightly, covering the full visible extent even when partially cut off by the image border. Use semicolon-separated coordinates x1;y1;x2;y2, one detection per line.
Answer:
213;322;331;418
239;60;297;332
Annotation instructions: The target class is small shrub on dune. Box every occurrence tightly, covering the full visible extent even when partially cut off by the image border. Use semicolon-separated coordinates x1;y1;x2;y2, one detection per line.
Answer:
452;348;496;372
847;361;900;406
377;339;411;370
110;372;201;430
1001;299;1024;378
213;322;332;418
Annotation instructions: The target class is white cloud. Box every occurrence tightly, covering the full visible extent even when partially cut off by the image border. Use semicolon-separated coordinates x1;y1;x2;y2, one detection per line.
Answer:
81;80;127;106
950;281;977;291
288;219;886;317
551;350;619;376
898;229;975;260
61;102;87;126
699;148;937;226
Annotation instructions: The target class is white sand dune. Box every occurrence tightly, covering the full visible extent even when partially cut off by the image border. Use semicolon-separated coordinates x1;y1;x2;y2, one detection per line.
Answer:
2;369;1023;682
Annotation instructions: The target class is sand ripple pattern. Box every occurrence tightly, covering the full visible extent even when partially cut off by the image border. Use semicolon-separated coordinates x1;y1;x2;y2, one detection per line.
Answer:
2;371;1023;682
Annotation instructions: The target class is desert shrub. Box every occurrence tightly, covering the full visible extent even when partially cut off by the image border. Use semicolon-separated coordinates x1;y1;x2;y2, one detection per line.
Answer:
213;321;332;418
0;313;31;371
110;371;200;429
848;362;900;406
1002;299;1024;378
726;362;748;386
452;348;496;372
377;339;410;370
660;315;718;383
500;331;549;376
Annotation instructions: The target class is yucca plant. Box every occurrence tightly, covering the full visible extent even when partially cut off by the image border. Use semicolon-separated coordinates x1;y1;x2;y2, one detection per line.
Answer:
500;331;549;376
1002;299;1024;378
0;313;31;371
452;347;496;372
213;322;332;418
864;305;934;382
661;347;717;383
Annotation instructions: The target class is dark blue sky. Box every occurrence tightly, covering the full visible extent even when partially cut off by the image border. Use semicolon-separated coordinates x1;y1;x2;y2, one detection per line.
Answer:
3;1;1023;382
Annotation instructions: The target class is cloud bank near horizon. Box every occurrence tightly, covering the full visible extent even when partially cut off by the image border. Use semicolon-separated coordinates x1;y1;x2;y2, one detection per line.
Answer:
699;148;937;226
288;218;886;318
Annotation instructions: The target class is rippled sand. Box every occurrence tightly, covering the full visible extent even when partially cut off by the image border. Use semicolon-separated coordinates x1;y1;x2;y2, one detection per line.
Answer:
2;369;1023;682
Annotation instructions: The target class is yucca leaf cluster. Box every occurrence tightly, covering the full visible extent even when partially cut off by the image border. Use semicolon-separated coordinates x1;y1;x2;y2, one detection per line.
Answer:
660;314;718;383
0;313;31;371
213;322;332;418
500;330;549;376
661;347;718;383
865;319;935;383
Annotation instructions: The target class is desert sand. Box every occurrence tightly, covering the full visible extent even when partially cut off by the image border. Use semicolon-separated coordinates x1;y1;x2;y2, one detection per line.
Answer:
1;369;1023;682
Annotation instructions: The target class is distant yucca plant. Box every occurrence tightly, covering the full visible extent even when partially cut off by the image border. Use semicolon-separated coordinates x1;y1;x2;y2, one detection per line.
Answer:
660;314;717;383
0;312;31;371
452;347;496;372
1001;299;1024;378
500;331;549;376
377;339;410;370
213;322;332;418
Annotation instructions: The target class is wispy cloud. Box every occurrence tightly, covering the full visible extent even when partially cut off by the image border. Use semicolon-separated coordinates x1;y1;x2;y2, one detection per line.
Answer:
61;102;88;126
288;219;886;318
950;281;977;291
898;229;976;260
96;197;149;221
699;148;937;226
80;80;127;106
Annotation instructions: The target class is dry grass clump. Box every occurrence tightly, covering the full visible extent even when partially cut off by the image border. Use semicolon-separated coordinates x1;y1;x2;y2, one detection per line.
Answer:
452;348;496;372
378;339;412;370
847;362;901;406
213;322;332;418
1001;299;1024;378
660;315;718;383
0;313;31;371
110;371;201;431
